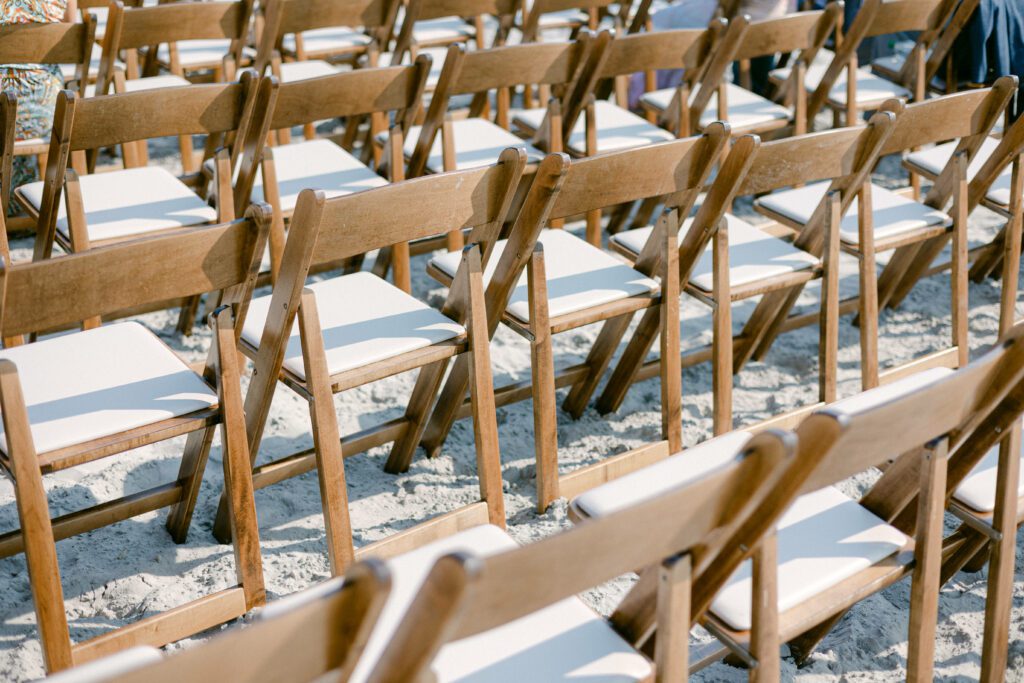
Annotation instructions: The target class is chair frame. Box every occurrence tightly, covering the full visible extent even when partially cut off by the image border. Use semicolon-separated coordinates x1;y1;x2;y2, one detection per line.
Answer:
419;132;728;512
0;206;272;673
211;151;535;575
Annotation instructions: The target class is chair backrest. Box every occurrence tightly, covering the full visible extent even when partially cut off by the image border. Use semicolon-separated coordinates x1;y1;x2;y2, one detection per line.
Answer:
392;0;521;55
0;207;270;340
96;0;254;95
685;110;895;275
0;18;96;90
876;78;1017;210
919;0;980;87
520;0;613;42
408;36;601;177
34;74;277;247
593;25;715;101
366;429;796;680
70;560;391;683
254;0;400;73
268;58;431;140
960;87;1024;212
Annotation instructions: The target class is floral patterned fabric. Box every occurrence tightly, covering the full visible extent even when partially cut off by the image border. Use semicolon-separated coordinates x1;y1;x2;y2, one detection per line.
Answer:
0;0;68;200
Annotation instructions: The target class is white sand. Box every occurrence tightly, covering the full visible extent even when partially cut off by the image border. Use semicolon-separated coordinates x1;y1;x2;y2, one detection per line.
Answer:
0;117;1022;680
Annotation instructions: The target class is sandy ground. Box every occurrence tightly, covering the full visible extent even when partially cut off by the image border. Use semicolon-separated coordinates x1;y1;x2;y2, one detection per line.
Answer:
1;45;1023;681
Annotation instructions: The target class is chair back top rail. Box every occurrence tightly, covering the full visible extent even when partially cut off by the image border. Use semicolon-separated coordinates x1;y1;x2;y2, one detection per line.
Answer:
0;19;95;66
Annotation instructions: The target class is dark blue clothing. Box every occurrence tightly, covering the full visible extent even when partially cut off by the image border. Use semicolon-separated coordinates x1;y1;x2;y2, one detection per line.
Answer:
953;0;1024;117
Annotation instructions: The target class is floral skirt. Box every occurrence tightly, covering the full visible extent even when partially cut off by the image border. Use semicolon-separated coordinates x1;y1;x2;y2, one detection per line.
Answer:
0;64;62;206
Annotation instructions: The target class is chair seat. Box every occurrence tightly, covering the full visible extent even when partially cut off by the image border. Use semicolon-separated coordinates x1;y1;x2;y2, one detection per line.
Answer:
710;485;911;631
60;55;106;82
257;139;387;213
770;59;911;108
905;137;1011;208
85;74;192;97
378;46;447;88
277;59;343;82
0;322;218;457
953;424;1024;513
156;39;233;69
641;82;791;131
574;431;753;518
282;26;373;54
349;524;654;682
401;118;546;172
413;16;477;44
430;229;659;323
610;213;819;291
531;7;590;28
241;271;465;380
18;166;217;243
755;181;951;246
513;100;674;155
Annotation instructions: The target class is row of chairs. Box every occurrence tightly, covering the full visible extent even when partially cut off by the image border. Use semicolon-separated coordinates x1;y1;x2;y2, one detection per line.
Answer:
39;316;1024;682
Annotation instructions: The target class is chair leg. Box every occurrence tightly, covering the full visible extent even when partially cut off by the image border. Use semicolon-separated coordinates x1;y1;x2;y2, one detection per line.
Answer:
529;248;559;513
385;360;448;474
419;355;471;459
562;312;633;419
307;388;356;576
749;535;780;683
858;250;880;391
595;306;660;415
874;242;923;312
712;226;732;435
166;427;216;543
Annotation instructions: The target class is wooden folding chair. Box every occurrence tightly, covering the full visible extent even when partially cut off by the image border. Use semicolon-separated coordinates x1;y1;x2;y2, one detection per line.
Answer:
0;206;271;673
253;0;401;84
145;2;254;84
752;85;1015;390
43;559;392;683
0;19;96;219
518;0;619;43
420;133;728;512
14;75;274;263
513;20;742;156
363;428;796;682
402;35;600;181
597;116;895;435
769;0;947;128
212;152;538;575
253;58;431;288
578;329;1024;680
388;0;520;68
93;0;256;173
870;0;980;96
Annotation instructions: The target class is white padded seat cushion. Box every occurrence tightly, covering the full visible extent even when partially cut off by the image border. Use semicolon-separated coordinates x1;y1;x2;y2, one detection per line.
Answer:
349;524;653;683
574;431;752;518
430;230;659;323
282;26;373;53
241;271;465;380
905;137;1011;207
953;426;1024;513
641;82;790;130
18;166;217;243
756;181;951;245
0;323;218;456
156;39;233;68
770;62;911;107
513;100;674;155
257;139;387;212
535;7;590;27
710;486;911;631
402;118;546;172
377;47;447;88
610;214;819;291
83;74;192;97
412;16;477;43
42;646;162;683
277;59;343;82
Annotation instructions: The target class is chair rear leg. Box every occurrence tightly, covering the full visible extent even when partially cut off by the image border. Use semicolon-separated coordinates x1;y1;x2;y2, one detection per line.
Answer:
385;360;449;474
595;306;660;415
419;355;472;459
166;427;217;543
563;312;634;419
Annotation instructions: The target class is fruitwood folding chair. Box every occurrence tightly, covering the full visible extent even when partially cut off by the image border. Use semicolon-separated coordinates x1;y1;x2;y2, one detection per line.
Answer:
213;152;536;574
518;0;619;43
15;75;274;264
252;58;431;288
421;133;727;511
752;85;1015;390
0;206;271;674
576;330;1024;680
43;560;392;683
597;113;894;434
363;428;796;682
870;0;980;97
388;0;520;70
0;19;96;220
93;0;256;173
513;21;742;156
254;0;401;83
769;0;946;128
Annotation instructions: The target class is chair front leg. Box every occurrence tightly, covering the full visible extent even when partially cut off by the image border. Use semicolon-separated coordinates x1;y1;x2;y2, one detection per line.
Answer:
660;221;682;452
297;290;356;575
951;152;969;367
819;191;841;403
856;182;879;390
845;53;858;127
748;533;780;683
712;218;732;435
528;244;559;512
0;361;73;672
655;553;692;683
